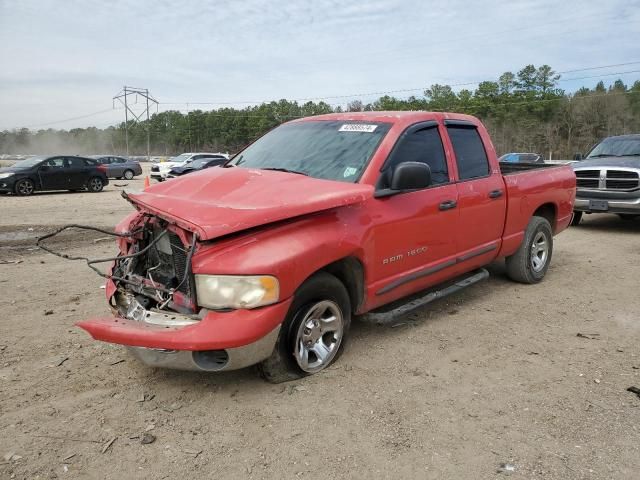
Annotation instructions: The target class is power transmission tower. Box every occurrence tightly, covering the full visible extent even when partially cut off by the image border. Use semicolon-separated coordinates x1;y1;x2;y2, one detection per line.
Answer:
113;86;158;159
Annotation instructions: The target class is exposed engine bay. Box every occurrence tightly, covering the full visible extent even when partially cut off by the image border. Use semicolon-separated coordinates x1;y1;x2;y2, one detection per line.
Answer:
37;216;200;317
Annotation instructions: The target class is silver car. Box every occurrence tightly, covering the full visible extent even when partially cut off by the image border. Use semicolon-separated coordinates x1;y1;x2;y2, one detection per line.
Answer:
91;156;143;180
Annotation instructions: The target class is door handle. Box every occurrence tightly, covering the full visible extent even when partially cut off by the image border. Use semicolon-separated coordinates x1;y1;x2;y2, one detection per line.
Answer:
489;189;503;199
439;200;457;211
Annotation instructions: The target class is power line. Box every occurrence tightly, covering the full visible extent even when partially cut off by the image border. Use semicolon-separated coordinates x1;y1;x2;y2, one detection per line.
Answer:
159;62;640;107
23;108;117;129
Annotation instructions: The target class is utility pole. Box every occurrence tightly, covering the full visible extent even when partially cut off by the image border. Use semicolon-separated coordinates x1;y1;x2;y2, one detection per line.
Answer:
113;86;158;160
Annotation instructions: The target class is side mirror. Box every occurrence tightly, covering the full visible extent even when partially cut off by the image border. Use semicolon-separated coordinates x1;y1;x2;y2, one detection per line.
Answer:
390;162;432;191
573;153;583;161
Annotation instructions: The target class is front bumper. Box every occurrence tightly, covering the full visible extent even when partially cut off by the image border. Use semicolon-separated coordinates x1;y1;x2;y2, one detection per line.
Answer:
574;196;640;214
0;177;16;192
77;297;293;372
126;325;280;371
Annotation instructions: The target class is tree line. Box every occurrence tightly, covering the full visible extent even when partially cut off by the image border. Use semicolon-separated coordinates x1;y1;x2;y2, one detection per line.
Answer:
2;65;640;160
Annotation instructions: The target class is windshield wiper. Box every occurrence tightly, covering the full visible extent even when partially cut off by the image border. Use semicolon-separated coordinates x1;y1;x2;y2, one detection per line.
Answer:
260;167;308;176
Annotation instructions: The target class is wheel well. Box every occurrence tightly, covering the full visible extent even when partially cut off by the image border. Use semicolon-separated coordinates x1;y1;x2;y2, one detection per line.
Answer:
319;257;365;314
533;203;557;231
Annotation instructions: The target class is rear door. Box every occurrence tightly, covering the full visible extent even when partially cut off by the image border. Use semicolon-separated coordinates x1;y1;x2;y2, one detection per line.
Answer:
111;157;126;177
370;122;459;303
65;157;89;189
445;121;506;265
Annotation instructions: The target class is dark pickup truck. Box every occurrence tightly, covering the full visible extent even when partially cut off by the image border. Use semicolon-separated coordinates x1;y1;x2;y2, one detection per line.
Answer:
77;112;575;382
572;134;640;223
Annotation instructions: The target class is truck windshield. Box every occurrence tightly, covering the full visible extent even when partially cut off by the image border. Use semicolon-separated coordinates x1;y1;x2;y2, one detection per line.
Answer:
229;120;391;182
588;137;640;158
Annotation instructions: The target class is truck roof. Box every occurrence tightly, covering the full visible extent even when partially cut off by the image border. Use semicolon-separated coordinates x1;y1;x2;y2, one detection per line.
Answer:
292;111;480;128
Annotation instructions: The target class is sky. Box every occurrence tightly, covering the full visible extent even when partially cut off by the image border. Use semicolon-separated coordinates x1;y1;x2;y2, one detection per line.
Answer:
1;0;640;130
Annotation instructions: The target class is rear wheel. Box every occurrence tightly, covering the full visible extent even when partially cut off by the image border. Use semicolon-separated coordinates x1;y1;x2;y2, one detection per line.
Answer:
123;169;134;180
505;216;553;284
258;272;351;383
571;211;582;226
87;176;104;192
15;178;35;196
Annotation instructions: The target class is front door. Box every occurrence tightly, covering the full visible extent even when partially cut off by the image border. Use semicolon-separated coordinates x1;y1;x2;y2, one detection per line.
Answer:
369;122;459;307
38;157;68;190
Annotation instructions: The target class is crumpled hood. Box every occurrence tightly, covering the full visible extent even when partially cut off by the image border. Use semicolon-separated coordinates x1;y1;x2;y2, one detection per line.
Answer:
573;156;640;169
126;167;373;240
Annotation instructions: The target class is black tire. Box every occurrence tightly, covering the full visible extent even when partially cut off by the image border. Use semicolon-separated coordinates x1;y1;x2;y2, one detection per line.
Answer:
123;170;134;180
87;176;104;192
14;178;35;196
505;216;553;284
571;211;582;226
618;214;639;221
258;272;351;383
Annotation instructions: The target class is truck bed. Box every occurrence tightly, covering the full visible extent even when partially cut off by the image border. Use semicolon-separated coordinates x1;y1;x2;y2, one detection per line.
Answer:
499;162;563;175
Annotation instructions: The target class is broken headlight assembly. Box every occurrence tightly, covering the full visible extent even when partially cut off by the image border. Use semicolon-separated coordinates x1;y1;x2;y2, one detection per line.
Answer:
194;275;279;310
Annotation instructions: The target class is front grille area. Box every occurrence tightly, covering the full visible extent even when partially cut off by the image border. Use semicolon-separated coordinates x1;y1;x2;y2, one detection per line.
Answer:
575;169;640;191
575;170;599;189
135;226;193;297
606;170;639;190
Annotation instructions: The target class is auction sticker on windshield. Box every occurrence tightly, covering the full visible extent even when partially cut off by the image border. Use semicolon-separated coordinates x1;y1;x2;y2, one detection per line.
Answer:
339;124;378;133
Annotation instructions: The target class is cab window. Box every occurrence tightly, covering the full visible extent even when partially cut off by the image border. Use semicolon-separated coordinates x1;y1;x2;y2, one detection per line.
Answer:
381;125;449;188
447;126;490;180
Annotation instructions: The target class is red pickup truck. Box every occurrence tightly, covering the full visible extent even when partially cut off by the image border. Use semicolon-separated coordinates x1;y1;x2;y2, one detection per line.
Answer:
78;112;576;382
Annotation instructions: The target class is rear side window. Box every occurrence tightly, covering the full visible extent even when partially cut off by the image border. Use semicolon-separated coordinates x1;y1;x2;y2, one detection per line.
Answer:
65;157;85;168
115;157;126;163
384;126;449;186
447;126;490;180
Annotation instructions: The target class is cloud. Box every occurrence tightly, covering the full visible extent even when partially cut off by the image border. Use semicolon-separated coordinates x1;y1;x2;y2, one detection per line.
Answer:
1;0;639;129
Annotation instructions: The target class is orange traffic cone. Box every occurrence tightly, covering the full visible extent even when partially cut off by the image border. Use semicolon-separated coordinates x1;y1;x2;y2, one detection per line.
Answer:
144;176;150;190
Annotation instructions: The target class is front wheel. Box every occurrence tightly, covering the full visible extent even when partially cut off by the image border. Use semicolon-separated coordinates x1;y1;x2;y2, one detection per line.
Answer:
505;216;553;284
258;272;351;383
87;176;104;192
15;178;35;196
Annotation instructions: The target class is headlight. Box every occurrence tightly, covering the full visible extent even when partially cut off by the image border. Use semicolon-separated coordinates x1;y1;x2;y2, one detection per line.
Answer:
195;275;279;309
0;173;14;179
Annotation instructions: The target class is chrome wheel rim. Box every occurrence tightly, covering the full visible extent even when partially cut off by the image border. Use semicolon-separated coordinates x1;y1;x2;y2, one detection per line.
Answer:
294;300;344;373
18;180;34;195
530;231;549;272
124;170;134;180
90;178;102;191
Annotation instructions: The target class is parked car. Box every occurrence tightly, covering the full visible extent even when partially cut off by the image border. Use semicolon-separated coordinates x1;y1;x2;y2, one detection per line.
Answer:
77;112;575;381
167;156;227;178
571;134;640;224
91;155;143;180
499;152;544;163
0;155;109;196
150;153;229;181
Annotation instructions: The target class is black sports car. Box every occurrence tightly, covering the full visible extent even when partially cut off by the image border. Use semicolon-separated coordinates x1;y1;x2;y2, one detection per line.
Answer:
0;155;109;196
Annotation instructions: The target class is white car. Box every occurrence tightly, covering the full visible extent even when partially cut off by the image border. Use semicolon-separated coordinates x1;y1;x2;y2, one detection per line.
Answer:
150;153;229;181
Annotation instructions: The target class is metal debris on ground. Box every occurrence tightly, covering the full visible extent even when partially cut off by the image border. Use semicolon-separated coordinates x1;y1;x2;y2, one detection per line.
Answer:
183;448;202;458
627;386;640;399
140;433;156;445
497;463;516;474
101;437;117;454
44;310;54;316
56;357;69;367
576;333;600;339
0;259;23;265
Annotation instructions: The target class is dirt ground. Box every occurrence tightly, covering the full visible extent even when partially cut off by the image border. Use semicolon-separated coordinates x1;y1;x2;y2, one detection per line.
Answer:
1;173;639;479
